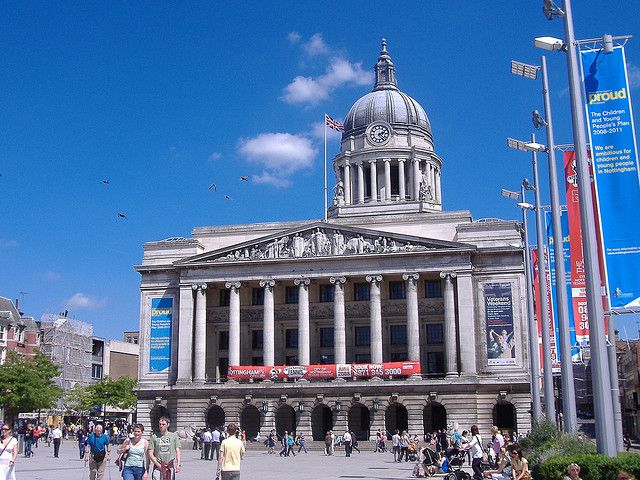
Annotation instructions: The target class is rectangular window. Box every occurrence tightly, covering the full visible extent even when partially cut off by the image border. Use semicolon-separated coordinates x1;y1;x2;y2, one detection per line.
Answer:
219;331;229;350
252;330;263;349
390;324;407;345
285;355;298;366
319;284;335;303
354;282;370;301
285;286;299;304
251;356;263;366
0;326;5;341
425;280;442;298
319;327;334;348
219;357;229;378
426;352;444;375
252;288;264;306
354;326;370;346
390;352;408;361
285;329;298;348
354;353;371;363
389;281;406;300
91;364;103;379
219;289;230;307
426;324;444;344
319;354;335;365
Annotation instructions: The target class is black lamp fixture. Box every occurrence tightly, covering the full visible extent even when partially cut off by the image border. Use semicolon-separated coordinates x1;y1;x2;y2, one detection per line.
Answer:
262;401;269;413
298;401;304;412
372;399;380;412
335;399;341;411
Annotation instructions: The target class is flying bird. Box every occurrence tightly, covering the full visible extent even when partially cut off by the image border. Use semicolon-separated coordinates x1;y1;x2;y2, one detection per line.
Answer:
224;195;232;200
209;183;217;191
240;176;249;182
100;179;110;185
117;213;127;219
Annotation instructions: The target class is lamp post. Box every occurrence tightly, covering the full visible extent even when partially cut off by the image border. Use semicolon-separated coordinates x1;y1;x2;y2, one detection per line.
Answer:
535;0;617;455
511;56;577;433
507;134;555;422
502;184;542;422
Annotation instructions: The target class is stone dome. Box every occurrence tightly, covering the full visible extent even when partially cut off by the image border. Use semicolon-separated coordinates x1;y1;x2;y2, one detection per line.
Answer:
342;40;432;139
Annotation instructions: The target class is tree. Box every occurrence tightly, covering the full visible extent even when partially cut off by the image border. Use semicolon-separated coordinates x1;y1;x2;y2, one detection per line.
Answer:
0;351;63;423
86;376;137;421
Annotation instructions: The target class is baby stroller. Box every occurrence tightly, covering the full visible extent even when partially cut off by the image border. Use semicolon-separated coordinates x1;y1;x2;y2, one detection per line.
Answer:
444;448;471;480
413;447;439;477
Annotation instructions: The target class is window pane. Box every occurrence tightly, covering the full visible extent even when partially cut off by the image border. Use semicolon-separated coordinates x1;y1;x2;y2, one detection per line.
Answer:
426;324;444;344
425;280;442;298
219;289;230;306
285;286;299;304
354;326;370;346
355;353;371;363
319;284;335;303
426;352;444;375
252;288;264;306
320;354;335;365
320;327;334;348
251;356;263;366
219;331;229;350
391;352;408;361
285;355;298;366
252;330;263;349
354;283;370;301
219;357;229;377
390;324;407;345
286;329;298;348
389;281;406;300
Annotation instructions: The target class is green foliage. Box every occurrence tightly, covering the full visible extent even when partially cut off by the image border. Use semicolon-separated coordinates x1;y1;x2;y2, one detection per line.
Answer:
63;383;96;414
0;350;63;421
538;453;640;480
63;376;137;418
520;419;560;451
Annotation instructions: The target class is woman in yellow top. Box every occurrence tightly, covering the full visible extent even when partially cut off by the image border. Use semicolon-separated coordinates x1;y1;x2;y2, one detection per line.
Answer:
510;447;531;480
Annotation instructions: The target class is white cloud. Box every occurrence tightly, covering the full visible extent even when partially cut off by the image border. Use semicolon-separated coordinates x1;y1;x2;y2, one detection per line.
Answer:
0;239;17;248
238;133;317;188
39;271;61;281
304;33;328;56
209;152;222;161
282;57;373;105
627;62;640;88
66;292;106;310
311;122;342;140
287;31;301;44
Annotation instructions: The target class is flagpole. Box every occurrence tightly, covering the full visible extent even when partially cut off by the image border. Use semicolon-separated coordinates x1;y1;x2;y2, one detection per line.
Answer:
324;114;328;222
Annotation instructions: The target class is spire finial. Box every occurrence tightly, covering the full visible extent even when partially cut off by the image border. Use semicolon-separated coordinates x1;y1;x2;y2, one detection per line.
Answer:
381;38;387;53
373;39;397;91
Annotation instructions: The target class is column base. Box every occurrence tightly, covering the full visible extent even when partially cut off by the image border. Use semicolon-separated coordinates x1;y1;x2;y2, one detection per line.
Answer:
331;378;347;383
446;372;459;378
297;378;309;383
193;377;206;384
176;379;192;385
369;376;383;382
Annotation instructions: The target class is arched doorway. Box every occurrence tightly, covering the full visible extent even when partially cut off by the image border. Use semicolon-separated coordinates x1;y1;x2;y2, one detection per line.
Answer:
311;404;333;441
206;405;225;430
149;405;170;435
240;405;261;439
275;404;296;436
423;403;447;434
493;402;517;434
385;403;408;438
348;403;370;441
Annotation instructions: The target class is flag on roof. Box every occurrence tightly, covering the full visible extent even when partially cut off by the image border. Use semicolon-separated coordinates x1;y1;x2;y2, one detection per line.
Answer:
325;113;344;131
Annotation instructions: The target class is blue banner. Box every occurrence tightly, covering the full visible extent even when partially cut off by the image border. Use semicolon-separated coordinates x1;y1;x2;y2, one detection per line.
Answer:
580;46;640;308
150;297;173;373
545;209;580;361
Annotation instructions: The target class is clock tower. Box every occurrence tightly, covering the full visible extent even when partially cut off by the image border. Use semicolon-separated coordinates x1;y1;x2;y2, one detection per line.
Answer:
329;40;443;218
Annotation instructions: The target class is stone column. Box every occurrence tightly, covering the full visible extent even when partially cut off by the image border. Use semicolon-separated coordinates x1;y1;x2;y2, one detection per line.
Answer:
344;163;352;205
357;163;365;204
193;283;208;383
177;285;194;383
366;275;383;364
369;160;378;202
456;273;477;376
295;277;311;365
403;273;420;362
412;159;420;200
440;272;458;376
330;276;347;364
225;282;241;366
384;158;392;201
435;168;441;203
260;280;276;366
398;160;406;200
429;163;435;193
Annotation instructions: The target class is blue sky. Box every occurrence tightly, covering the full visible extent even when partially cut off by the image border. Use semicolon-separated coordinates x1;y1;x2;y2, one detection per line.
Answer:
1;1;639;340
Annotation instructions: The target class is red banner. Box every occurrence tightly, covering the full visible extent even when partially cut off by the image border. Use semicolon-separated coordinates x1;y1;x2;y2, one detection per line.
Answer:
532;248;560;373
227;361;421;381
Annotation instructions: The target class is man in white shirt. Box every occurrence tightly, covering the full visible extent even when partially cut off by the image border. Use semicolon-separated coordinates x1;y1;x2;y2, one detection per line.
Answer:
202;428;213;461
392;430;401;462
211;427;222;461
343;430;352;457
51;425;63;458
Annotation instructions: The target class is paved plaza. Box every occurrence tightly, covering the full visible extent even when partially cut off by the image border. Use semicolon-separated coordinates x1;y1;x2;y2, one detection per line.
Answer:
13;439;471;480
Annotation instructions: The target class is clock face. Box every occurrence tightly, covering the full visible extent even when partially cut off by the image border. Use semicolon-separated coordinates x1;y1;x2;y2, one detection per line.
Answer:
369;124;390;144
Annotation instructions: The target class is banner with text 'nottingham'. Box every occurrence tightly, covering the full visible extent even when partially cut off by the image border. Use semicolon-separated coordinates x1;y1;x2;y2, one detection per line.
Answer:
580;45;640;308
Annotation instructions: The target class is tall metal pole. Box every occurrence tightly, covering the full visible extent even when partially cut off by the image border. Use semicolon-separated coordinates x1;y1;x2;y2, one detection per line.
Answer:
562;0;616;455
521;183;543;422
606;297;624;451
531;132;556;422
541;55;577;433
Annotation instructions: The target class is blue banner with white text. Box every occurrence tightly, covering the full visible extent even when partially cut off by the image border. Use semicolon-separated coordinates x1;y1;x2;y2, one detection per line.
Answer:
150;297;173;373
580;46;640;308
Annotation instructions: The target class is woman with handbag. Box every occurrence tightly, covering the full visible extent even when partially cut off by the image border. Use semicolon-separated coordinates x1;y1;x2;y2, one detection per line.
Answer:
117;424;148;480
0;425;18;480
464;425;484;480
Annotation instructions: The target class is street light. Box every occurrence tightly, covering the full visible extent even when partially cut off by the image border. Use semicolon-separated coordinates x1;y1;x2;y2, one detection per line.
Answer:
513;55;578;434
502;184;542;422
537;0;617;455
508;133;555;422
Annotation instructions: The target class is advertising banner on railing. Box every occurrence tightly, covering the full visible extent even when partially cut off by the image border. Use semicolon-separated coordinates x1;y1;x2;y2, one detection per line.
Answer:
483;283;516;366
226;361;421;381
580;45;640;308
149;297;173;373
532;248;560;373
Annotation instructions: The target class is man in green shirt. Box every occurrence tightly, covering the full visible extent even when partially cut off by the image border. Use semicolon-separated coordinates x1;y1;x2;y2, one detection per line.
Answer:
147;416;181;480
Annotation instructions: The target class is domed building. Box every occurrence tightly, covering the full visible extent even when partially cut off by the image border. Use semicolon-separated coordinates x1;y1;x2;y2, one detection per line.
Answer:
134;41;533;441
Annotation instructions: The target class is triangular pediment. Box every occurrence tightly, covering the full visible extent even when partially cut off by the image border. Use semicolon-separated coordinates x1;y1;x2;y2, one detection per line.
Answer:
175;222;474;266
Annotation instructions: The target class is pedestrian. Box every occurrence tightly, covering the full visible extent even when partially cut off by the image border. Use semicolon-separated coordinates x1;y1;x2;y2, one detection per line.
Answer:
343;430;352;457
392;429;401;462
399;430;410;462
77;428;87;460
215;423;245;480
296;433;307;454
51;424;63;458
510;447;531;480
563;462;582;480
624;434;632;452
0;424;18;480
148;416;181;480
266;430;275;454
490;426;504;462
84;424;111;480
211;427;221;461
117;423;148;480
324;431;332;456
278;431;288;457
287;432;295;456
350;432;360;453
374;429;383;452
202;428;212;461
23;425;34;458
463;425;484;480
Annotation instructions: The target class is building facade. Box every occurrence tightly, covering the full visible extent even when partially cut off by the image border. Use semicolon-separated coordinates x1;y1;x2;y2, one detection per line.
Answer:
135;42;532;439
0;297;39;364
